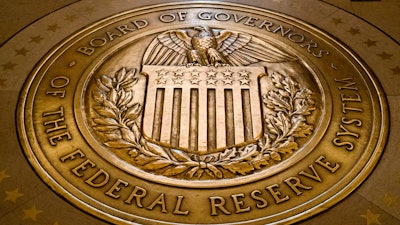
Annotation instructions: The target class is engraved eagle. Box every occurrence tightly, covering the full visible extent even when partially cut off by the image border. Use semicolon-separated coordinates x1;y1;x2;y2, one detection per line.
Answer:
143;25;297;66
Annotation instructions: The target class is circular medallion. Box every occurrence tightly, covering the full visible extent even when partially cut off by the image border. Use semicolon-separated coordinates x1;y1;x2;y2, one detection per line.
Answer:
17;2;388;224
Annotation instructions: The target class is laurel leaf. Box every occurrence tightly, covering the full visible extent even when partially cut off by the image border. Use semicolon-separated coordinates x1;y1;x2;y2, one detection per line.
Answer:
118;91;133;107
135;154;157;165
124;103;141;121
221;162;254;175
282;75;298;95
104;132;121;140
100;98;117;111
265;91;290;111
142;160;172;170
93;118;119;126
93;125;119;132
120;127;137;144
271;72;284;88
219;148;236;161
277;141;298;154
109;89;118;104
92;91;104;104
292;122;313;138
131;122;142;144
146;142;171;160
266;119;279;135
251;154;270;169
121;78;138;89
94;107;116;118
162;165;189;176
237;144;258;161
116;67;127;83
104;139;136;148
170;149;191;162
278;111;291;133
258;134;271;150
96;78;110;92
125;68;136;81
270;151;281;161
101;75;113;88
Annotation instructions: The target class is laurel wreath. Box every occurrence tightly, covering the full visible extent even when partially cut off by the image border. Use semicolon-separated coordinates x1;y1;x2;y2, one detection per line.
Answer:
91;67;315;179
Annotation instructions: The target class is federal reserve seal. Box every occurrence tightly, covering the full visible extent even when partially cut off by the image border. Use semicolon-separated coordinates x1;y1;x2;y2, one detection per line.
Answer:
17;2;388;224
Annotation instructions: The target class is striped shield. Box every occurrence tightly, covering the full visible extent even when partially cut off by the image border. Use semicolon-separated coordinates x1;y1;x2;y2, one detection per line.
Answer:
141;65;265;153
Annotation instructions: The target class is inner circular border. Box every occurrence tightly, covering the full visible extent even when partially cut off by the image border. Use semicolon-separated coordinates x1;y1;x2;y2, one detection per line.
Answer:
72;23;332;189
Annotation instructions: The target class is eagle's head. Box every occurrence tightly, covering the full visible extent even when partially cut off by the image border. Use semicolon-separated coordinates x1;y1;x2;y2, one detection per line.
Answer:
194;25;213;37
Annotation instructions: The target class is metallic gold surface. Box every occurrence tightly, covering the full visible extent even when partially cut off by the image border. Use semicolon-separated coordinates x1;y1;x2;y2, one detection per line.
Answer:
1;1;398;225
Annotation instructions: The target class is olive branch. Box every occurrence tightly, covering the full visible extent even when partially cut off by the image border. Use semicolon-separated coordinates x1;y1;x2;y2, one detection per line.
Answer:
91;68;315;179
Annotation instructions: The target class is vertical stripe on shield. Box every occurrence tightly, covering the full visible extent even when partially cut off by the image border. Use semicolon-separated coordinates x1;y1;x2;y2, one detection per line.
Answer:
152;88;164;141
189;89;199;151
224;89;235;147
207;89;217;150
170;88;182;148
149;87;260;151
242;89;253;141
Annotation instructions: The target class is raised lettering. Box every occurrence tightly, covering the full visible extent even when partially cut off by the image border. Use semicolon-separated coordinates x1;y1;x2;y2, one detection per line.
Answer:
60;149;85;162
266;184;289;204
215;12;230;21
198;11;212;20
333;138;354;151
50;76;69;88
71;159;96;177
250;190;268;209
231;193;251;213
258;20;274;31
90;38;107;47
341;93;361;102
336;124;360;138
177;12;187;21
210;196;231;215
335;77;359;91
284;177;312;196
342;103;363;113
106;31;122;41
131;20;148;29
315;156;340;173
173;196;189;215
288;33;305;43
116;24;135;34
124;186;147;207
272;25;291;37
244;17;259;26
159;13;176;23
76;46;94;56
299;164;322;182
341;117;362;127
105;179;128;198
232;14;247;23
147;193;167;213
48;131;72;145
85;169;110;188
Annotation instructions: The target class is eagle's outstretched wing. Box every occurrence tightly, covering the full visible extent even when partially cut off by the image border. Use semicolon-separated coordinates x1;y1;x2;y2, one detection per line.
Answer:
143;30;192;66
216;30;297;66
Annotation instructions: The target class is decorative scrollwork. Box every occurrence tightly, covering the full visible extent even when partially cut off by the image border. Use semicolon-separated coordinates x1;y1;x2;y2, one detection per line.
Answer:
91;67;315;179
